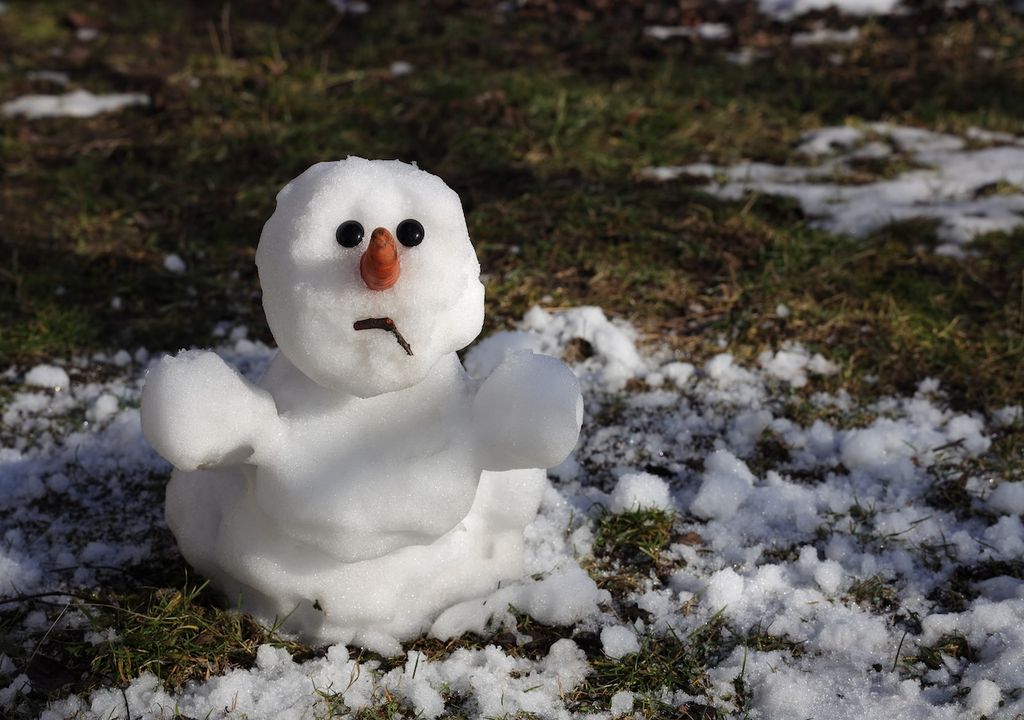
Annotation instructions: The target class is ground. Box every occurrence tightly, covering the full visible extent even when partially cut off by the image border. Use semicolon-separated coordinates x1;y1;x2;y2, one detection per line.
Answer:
1;1;1023;719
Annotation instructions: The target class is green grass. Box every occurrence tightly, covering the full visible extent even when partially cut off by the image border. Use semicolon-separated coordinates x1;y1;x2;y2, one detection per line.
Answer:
574;614;729;716
0;0;1021;412
593;508;676;564
1;1;1024;717
0;577;313;705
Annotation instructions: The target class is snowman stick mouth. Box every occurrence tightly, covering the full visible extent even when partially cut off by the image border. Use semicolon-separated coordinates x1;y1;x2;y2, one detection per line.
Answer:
353;317;414;356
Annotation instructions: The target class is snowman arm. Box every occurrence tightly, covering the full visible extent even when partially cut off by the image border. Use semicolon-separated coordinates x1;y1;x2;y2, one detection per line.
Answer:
472;351;583;472
141;350;282;472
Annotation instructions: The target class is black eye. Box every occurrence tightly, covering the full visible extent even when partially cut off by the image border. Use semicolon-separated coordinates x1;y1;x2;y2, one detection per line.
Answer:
336;220;364;248
396;219;424;247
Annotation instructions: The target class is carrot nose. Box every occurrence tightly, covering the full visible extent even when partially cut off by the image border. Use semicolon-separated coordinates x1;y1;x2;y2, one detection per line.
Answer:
360;227;400;291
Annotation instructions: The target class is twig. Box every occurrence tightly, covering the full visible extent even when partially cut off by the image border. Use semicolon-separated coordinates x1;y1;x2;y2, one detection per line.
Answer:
121;687;133;720
353;317;413;355
891;629;908;672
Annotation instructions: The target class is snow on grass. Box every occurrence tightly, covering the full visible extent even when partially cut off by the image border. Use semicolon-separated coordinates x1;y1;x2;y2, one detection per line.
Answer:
758;0;902;19
1;306;1022;718
25;70;70;87
1;89;150;119
644;24;732;41
791;25;861;46
642;123;1024;256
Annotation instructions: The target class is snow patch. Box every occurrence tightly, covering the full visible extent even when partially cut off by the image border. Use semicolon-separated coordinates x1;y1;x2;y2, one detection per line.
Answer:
2;89;149;119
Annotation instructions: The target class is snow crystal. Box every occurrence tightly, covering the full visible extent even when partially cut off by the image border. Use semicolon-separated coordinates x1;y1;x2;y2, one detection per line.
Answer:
1;89;149;119
609;472;673;513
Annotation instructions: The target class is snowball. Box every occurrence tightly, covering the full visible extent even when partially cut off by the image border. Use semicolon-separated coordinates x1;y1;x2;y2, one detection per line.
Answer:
994;405;1023;427
389;61;413;77
841;426;910;481
86;393;119;424
610;690;635;715
813;560;844;594
945;414;990;455
609;472;673;513
24;364;69;390
661;361;695;387
689;450;755;521
515;566;605;626
966;679;1001;715
601;625;640;659
990;483;1024;515
759;345;838;388
163;254;186;273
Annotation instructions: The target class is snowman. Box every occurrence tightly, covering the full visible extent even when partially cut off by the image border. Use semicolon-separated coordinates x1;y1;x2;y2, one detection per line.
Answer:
141;158;583;652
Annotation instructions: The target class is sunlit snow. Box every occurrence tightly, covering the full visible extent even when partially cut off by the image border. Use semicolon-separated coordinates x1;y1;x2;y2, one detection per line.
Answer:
643;123;1024;256
1;305;1020;718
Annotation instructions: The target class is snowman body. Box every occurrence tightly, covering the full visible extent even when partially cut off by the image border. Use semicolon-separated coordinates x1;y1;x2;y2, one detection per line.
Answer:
142;159;582;651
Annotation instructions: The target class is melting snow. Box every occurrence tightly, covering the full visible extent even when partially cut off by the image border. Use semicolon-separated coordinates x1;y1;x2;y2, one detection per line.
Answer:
1;306;1021;718
758;0;902;19
1;89;150;119
791;26;861;46
644;23;732;41
643;123;1024;256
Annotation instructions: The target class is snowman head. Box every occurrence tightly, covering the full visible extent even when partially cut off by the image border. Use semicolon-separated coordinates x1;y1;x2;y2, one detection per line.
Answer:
256;158;485;397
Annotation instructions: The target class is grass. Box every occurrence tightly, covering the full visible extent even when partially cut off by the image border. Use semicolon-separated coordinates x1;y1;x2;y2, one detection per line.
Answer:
592;508;677;565
1;0;1023;717
574;614;729;716
0;577;314;707
845;575;900;614
0;1;1020;412
903;632;975;672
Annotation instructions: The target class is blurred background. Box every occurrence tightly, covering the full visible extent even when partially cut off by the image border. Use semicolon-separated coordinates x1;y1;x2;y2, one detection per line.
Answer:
1;0;1022;409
